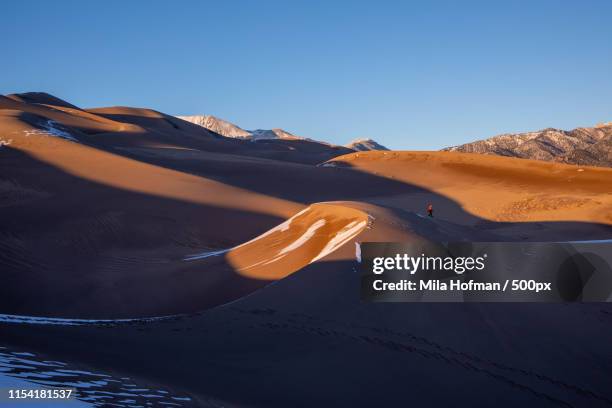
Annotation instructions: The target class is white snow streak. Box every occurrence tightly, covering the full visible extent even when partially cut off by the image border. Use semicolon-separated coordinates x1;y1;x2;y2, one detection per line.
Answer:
23;120;78;142
0;313;177;326
278;219;326;255
250;219;326;267
183;249;230;261
311;220;367;263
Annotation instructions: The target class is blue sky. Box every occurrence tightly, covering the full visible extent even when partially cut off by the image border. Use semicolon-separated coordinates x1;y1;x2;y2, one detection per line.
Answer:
2;0;611;149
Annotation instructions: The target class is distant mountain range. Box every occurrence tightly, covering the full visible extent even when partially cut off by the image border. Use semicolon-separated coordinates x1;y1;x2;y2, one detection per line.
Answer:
444;122;612;167
176;115;304;141
177;114;387;151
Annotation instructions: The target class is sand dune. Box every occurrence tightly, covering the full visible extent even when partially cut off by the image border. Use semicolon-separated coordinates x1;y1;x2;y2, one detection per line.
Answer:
3;97;612;318
2;93;612;407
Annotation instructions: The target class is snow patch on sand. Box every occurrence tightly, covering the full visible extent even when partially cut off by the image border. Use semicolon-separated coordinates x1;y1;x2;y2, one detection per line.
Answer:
312;220;367;263
0;313;177;326
234;208;308;249
568;239;612;243
0;347;192;406
251;219;327;267
23;120;78;142
183;249;229;261
278;219;326;255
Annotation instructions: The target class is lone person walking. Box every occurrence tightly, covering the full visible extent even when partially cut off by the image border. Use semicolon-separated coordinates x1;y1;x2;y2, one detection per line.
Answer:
427;203;433;218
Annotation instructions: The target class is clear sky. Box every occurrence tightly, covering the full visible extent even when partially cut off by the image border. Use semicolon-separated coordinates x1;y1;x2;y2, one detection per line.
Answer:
2;0;611;150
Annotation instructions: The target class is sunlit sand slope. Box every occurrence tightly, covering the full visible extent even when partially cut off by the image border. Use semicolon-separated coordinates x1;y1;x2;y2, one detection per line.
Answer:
326;150;612;224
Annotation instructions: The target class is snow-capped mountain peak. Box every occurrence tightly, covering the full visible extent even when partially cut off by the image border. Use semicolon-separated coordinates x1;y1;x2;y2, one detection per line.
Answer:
345;138;389;151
